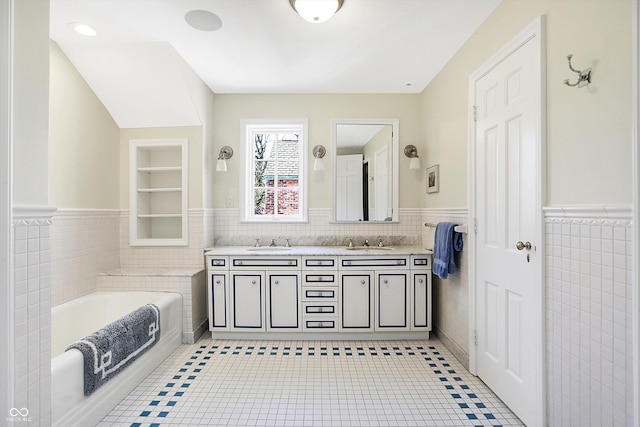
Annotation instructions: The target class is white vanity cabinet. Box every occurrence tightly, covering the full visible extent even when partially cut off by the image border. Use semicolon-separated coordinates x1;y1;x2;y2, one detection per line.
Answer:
229;257;301;332
205;248;432;339
340;256;410;332
302;257;338;331
207;256;230;331
410;255;432;331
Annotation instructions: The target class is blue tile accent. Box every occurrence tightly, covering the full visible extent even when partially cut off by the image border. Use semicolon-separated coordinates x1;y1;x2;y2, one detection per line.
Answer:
484;413;496;419
167;401;177;406
188;375;196;380
458;403;469;409
174;392;184;397
149;400;159;406
475;403;486;408
130;423;141;427
150;424;161;427
166;382;175;387
158;411;169;417
140;411;151;417
158;391;168;396
466;413;478;420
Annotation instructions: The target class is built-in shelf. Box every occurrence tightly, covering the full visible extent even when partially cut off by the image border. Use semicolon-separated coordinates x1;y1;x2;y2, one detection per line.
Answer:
130;139;188;246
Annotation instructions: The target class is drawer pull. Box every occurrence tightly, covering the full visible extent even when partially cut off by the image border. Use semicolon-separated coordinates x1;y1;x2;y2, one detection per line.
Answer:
305;290;334;298
305;320;335;329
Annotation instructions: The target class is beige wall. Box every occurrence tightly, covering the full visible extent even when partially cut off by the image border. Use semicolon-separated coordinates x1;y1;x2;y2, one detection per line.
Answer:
420;0;632;208
210;94;423;210
49;42;120;209
13;0;49;206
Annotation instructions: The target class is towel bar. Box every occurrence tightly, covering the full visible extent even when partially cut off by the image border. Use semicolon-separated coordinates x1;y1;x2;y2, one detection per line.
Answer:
424;222;468;234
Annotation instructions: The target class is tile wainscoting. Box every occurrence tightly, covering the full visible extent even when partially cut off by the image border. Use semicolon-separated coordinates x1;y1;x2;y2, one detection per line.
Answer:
422;208;470;369
11;206;56;427
545;206;633;427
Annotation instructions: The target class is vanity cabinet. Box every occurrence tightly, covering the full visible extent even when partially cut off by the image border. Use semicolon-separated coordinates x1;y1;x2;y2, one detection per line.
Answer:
205;249;432;338
302;257;338;331
228;257;301;332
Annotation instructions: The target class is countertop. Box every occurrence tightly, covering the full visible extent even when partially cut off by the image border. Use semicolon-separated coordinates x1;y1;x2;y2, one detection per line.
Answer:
204;245;433;257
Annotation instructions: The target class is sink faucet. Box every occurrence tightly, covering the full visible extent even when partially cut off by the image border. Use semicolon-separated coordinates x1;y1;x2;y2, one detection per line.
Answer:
269;239;277;247
284;238;291;248
254;238;261;247
347;238;354;248
378;238;384;247
363;239;370;247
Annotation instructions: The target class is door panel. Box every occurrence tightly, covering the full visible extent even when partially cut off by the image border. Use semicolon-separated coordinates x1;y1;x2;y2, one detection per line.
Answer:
474;29;541;427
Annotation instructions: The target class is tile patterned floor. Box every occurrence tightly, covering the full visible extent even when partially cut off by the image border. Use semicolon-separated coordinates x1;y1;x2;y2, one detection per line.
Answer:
98;337;524;427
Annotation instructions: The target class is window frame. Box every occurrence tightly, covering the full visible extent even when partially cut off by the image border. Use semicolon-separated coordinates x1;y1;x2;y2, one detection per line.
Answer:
239;118;309;223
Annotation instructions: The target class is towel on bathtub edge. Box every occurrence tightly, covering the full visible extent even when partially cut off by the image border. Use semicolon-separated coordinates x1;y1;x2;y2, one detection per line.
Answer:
66;303;161;396
433;222;464;280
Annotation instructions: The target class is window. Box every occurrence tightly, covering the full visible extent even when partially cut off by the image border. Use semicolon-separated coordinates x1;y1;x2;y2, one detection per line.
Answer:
240;119;308;222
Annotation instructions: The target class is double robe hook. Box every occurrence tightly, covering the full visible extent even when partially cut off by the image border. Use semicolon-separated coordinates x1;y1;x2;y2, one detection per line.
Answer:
564;54;592;88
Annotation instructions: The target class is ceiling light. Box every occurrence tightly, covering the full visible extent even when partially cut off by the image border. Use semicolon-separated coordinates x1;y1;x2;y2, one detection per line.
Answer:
70;23;97;37
289;0;344;23
185;10;223;32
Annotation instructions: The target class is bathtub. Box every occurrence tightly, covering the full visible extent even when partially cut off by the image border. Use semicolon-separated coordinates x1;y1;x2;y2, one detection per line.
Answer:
51;291;183;427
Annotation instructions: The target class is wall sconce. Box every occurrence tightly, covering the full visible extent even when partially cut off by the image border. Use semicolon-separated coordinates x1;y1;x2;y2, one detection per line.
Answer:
312;145;326;171
216;146;233;172
404;145;421;170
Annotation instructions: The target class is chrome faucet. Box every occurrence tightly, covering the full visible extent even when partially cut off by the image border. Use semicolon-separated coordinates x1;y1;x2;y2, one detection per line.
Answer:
285;238;291;247
378;238;384;247
363;239;370;247
347;238;354;248
254;238;261;247
269;239;277;247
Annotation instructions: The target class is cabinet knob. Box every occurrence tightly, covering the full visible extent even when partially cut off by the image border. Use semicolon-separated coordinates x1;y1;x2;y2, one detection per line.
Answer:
383;279;388;284
418;279;424;284
275;280;279;285
361;280;365;284
216;280;221;284
251;280;256;284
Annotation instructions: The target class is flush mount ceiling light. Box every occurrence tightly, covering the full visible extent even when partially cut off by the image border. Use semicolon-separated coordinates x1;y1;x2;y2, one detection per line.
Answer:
70;23;97;37
185;10;223;32
289;0;344;23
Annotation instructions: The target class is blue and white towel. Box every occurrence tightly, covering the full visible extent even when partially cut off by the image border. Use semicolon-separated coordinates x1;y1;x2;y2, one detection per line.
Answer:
67;303;160;396
433;222;464;279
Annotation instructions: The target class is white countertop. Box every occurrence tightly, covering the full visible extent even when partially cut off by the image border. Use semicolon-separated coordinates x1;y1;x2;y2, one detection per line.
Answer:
204;245;433;257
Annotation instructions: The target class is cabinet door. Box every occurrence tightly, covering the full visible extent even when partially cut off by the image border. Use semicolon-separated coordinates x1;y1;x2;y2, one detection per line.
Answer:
267;272;301;331
376;272;408;330
209;273;229;330
411;272;431;331
340;273;373;331
231;273;264;331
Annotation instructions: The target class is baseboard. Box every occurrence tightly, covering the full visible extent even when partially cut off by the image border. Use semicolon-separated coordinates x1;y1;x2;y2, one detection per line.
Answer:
433;324;469;370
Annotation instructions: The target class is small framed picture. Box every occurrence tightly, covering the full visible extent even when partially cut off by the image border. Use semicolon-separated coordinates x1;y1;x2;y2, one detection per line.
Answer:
426;164;439;193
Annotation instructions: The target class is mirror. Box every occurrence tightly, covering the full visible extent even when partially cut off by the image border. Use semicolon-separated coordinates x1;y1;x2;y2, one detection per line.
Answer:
331;119;399;222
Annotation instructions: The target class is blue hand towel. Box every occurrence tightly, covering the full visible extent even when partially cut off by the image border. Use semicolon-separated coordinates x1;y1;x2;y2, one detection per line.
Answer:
433;222;464;279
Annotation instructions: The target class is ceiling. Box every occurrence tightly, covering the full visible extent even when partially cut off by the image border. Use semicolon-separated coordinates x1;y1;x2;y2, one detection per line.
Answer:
49;0;502;128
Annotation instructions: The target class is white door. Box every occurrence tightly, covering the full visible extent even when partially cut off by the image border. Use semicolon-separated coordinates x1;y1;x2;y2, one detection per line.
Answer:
232;273;264;330
374;146;389;220
376;272;408;330
336;154;363;221
472;20;544;427
339;272;373;331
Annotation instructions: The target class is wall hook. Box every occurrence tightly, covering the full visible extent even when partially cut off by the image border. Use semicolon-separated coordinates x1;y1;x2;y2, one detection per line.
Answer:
564;54;592;88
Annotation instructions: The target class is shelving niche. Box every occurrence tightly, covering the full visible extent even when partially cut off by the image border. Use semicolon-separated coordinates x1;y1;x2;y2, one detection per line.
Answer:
130;139;188;246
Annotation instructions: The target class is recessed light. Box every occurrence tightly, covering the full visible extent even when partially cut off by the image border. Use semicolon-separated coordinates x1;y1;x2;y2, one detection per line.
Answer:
405;82;413;87
70;23;97;37
185;10;223;32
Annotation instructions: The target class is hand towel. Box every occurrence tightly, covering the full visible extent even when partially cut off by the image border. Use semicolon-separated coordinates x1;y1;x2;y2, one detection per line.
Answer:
433;222;463;279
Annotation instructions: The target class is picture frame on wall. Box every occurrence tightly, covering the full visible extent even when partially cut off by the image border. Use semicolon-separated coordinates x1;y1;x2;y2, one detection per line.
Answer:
426;164;439;193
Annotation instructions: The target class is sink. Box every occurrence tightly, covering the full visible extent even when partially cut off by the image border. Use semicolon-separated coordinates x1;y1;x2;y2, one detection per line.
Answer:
345;246;394;251
245;247;293;252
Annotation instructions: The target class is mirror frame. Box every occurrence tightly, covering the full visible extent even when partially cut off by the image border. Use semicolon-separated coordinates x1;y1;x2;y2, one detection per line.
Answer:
331;118;399;223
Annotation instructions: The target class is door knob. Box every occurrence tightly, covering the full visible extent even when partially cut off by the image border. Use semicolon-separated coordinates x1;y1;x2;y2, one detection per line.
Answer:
516;241;532;251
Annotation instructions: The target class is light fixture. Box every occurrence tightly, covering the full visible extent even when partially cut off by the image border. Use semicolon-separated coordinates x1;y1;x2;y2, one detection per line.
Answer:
216;146;233;172
404;145;421;170
289;0;344;23
312;145;326;171
70;23;97;37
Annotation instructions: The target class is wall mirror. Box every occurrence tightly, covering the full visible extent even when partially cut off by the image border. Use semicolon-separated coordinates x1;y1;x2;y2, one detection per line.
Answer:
331;119;399;222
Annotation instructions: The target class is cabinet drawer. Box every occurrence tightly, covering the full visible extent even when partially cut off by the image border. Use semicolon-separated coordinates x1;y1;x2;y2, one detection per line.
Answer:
303;288;337;301
304;257;337;268
304;320;337;330
232;258;299;268
304;274;336;284
208;257;228;269
303;303;337;315
341;257;407;268
411;256;431;268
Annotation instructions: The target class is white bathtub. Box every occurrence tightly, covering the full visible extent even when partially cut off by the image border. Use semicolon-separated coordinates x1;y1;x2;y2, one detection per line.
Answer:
51;291;183;427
